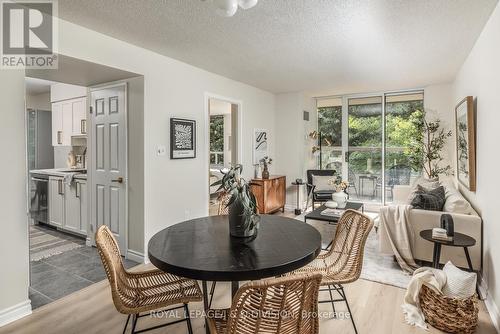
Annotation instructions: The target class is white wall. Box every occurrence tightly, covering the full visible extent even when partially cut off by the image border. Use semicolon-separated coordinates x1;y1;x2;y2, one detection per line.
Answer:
0;70;31;324
424;83;455;172
274;92;316;208
451;1;500;327
26;92;51;110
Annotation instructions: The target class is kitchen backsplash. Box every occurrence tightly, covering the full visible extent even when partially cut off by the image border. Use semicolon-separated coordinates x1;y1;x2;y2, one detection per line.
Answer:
54;146;86;168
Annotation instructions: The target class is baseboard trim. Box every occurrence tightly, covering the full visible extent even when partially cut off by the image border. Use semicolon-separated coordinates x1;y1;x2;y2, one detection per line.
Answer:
0;300;32;327
126;249;144;263
482;276;500;333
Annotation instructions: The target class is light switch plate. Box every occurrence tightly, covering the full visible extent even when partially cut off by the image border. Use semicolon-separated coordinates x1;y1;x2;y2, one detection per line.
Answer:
156;145;167;156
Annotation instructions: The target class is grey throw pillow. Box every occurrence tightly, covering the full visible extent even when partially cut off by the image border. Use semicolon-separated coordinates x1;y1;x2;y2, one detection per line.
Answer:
410;185;446;211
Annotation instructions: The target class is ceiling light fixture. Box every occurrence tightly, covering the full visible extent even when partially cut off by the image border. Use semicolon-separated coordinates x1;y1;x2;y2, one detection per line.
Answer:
211;0;259;17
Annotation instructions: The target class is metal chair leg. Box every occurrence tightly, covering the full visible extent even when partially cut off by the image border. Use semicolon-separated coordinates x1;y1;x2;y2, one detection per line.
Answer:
131;314;138;334
185;304;193;334
340;286;358;334
327;285;336;316
209;281;217;308
123;314;131;334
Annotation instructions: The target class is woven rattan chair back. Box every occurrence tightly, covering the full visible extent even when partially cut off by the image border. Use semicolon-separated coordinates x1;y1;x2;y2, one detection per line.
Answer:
324;209;373;283
226;274;322;334
96;225;135;313
217;192;231;215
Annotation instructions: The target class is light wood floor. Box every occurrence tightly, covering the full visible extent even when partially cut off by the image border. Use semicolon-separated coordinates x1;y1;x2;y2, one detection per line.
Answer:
0;263;496;334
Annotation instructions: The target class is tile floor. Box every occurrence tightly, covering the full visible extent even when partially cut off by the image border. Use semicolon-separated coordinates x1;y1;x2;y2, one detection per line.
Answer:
29;230;138;309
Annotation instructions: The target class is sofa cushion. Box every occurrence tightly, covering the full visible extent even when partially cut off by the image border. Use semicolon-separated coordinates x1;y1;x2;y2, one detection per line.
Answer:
312;175;334;191
442;261;477;299
410;185;446;211
441;180;475;215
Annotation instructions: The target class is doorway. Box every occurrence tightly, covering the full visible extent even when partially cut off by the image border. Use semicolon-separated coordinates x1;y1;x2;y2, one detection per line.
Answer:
207;96;240;216
25;55;143;310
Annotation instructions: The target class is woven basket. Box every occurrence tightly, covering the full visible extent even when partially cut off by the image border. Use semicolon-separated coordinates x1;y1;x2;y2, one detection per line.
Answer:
419;284;479;334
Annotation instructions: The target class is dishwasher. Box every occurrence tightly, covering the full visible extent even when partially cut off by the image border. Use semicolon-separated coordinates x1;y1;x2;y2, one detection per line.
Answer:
30;173;49;224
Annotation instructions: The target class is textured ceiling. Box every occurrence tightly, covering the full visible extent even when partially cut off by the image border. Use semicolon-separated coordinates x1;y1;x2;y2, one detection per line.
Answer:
58;0;498;94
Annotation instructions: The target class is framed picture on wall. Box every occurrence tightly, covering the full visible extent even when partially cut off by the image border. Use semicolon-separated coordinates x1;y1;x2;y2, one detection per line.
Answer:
455;96;476;191
253;128;268;164
170;118;196;159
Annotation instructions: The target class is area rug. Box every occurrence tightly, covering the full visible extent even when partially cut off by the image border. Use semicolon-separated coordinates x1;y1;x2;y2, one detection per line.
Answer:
297;214;411;289
30;225;85;261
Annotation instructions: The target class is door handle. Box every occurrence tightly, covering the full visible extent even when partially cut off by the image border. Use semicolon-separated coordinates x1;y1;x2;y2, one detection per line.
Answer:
58;179;64;195
57;131;62;145
111;177;124;184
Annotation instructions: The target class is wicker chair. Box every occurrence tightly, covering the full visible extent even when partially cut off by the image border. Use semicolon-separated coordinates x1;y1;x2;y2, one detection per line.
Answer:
292;210;373;334
207;274;322;334
95;225;203;334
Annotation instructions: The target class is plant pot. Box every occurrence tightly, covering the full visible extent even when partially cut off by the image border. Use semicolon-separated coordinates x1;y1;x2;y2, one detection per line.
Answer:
228;201;259;238
262;167;270;179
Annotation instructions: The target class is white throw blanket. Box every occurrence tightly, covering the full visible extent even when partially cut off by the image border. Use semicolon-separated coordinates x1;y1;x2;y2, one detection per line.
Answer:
402;267;447;330
379;205;419;273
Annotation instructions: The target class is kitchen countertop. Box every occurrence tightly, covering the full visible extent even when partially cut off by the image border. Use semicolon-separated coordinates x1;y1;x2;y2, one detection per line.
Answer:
30;168;86;178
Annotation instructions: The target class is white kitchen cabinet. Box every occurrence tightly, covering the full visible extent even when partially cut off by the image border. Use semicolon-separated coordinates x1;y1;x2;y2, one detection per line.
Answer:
64;182;80;234
52;97;87;146
49;177;64;227
63;179;88;236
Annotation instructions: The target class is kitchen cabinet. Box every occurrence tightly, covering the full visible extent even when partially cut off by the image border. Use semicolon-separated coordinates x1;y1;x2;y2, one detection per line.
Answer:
52;97;87;146
63;180;88;236
250;175;286;214
49;177;64;227
48;176;88;236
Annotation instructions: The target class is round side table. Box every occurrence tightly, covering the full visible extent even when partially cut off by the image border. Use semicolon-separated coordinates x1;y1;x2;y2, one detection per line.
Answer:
419;229;476;271
291;181;305;215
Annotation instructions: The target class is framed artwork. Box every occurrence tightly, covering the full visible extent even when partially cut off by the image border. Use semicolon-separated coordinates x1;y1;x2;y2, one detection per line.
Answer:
253;129;268;164
455;96;476;191
170;118;196;159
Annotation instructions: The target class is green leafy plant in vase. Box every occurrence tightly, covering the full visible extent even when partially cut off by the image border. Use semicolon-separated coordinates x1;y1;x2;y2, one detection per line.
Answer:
211;164;260;238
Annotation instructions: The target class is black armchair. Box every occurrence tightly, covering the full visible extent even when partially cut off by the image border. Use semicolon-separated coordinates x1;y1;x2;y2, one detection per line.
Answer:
306;169;336;209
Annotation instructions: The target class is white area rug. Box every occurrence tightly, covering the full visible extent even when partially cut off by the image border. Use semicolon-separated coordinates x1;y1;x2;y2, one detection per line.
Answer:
298;213;411;289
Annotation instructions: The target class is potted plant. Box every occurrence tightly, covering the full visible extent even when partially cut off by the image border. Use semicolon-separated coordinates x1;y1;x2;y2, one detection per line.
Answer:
260;156;272;179
211;164;260;238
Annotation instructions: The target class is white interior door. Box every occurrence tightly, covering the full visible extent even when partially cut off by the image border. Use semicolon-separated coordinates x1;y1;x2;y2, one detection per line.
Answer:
90;84;127;253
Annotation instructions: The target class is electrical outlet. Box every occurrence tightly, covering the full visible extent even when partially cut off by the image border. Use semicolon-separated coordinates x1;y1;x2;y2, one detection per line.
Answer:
156;145;166;156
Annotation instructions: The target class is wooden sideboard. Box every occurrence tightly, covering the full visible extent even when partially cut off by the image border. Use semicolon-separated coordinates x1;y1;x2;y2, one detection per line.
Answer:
250;175;286;214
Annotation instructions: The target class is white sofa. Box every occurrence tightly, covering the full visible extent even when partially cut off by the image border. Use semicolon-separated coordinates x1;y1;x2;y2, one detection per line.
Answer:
379;181;482;269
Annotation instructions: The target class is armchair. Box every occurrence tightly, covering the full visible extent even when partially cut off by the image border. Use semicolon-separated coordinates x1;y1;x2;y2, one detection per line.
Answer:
306;169;336;208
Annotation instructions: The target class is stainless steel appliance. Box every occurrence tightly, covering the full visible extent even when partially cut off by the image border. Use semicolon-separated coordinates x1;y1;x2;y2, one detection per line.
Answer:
30;173;49;224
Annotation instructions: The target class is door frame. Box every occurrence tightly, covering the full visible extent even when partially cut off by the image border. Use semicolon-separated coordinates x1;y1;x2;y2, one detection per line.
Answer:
204;92;243;215
87;81;129;254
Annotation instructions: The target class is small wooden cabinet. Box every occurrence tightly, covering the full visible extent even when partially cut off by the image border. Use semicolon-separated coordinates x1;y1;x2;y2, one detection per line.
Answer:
250;175;286;214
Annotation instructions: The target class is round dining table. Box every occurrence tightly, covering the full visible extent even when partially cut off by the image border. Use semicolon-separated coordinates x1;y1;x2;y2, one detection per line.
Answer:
148;214;322;334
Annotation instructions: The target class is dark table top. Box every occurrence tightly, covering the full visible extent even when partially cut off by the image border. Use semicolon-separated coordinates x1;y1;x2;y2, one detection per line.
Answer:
305;202;364;222
420;229;476;247
148;215;322;282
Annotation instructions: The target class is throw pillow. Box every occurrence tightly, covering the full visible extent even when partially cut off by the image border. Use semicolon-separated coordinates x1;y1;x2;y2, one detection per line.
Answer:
312;175;334;191
441;180;475;215
410;185;446;211
442;261;477;299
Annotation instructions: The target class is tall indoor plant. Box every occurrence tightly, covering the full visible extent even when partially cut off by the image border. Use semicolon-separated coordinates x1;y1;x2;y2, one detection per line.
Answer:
407;110;453;178
211;164;260;238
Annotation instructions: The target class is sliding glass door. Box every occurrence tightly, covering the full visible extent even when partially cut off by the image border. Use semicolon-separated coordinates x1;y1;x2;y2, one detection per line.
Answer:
316;91;424;205
347;96;383;203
